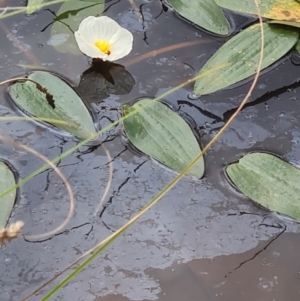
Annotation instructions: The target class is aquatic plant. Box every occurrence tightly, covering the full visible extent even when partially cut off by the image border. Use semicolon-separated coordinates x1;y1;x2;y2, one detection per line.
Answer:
75;16;133;61
0;0;299;300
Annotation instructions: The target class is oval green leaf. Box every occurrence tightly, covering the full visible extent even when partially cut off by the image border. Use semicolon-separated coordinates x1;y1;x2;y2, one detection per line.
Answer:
8;71;97;140
226;152;300;221
49;0;105;55
122;99;204;178
0;162;17;228
215;0;300;22
194;23;299;96
168;0;229;35
27;0;44;14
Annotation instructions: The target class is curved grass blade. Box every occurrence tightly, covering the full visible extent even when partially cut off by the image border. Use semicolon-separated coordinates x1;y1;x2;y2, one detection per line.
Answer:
168;0;229;35
0;1;74;20
122;99;204;178
226;152;300;221
215;0;300;22
26;0;44;14
194;23;298;95
0;161;16;228
8;71;96;140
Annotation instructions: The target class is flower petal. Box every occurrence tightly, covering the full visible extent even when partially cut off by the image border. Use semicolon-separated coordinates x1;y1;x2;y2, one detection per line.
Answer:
75;31;107;59
90;16;121;42
75;16;133;61
77;16;96;32
76;16;97;42
108;28;133;61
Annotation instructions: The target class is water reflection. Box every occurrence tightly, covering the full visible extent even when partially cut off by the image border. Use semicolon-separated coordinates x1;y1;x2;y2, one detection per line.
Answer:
291;51;300;66
76;60;135;104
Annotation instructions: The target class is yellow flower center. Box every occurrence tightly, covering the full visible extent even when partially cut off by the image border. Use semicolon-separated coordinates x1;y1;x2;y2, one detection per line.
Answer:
94;40;111;55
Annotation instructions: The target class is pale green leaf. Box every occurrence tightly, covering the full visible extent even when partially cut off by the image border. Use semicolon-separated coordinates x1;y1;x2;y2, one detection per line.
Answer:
215;0;300;22
168;0;229;35
8;71;96;140
27;0;44;14
194;23;298;96
122;99;204;178
49;0;105;55
0;162;16;228
226;152;300;221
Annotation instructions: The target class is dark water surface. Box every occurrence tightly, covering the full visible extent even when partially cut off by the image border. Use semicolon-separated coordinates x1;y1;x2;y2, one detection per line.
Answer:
1;0;300;300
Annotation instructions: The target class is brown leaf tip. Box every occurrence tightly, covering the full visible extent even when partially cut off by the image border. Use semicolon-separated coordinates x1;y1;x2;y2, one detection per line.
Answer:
0;221;24;246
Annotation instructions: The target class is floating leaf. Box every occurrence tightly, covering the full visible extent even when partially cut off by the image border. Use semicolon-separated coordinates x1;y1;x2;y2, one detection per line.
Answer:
226;152;300;221
194;23;298;95
0;162;17;228
8;71;96;140
50;0;105;55
168;0;229;35
122;99;204;178
27;0;44;14
215;0;300;22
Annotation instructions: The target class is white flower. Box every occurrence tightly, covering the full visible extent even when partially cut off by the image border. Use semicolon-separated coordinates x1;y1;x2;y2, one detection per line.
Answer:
75;16;133;61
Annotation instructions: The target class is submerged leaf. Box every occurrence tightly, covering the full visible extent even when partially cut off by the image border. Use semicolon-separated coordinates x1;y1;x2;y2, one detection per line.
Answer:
50;0;105;55
0;162;17;228
27;0;44;14
215;0;300;22
194;23;298;95
226;152;300;221
8;71;96;140
168;0;229;35
122;99;204;178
